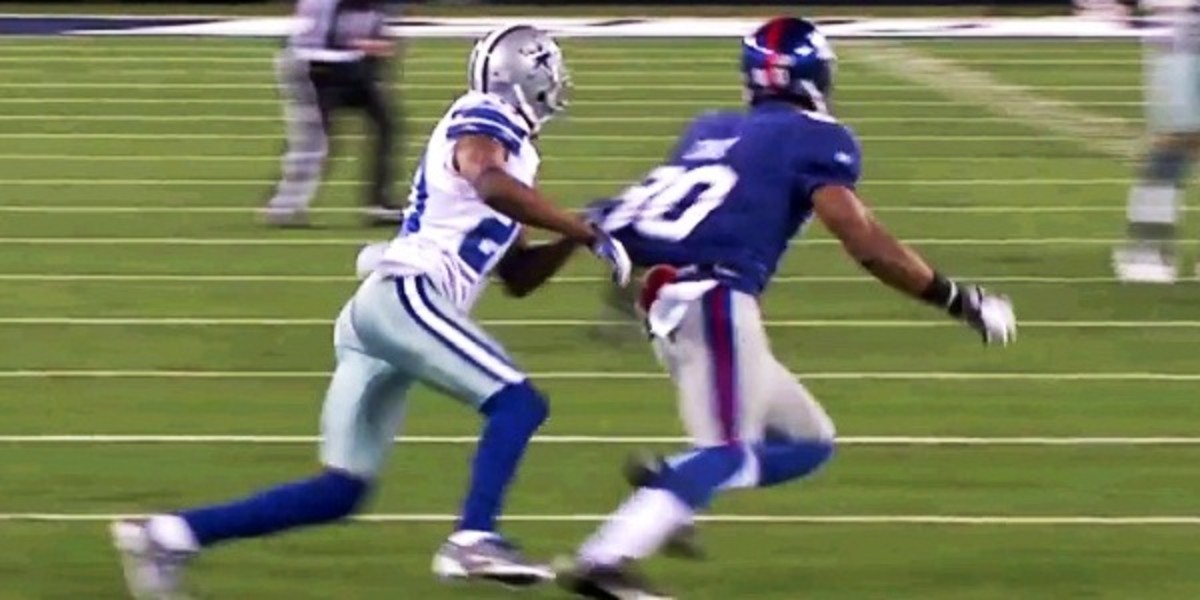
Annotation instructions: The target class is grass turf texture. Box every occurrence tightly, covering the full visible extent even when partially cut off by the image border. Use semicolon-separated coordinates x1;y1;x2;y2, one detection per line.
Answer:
1;33;1198;599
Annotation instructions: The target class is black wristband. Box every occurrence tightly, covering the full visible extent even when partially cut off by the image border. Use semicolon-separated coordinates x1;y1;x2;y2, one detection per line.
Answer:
920;273;960;315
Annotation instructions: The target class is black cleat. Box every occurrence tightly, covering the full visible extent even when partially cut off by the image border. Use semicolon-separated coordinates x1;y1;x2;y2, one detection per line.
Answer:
623;450;668;489
588;281;644;345
556;558;674;600
621;451;705;560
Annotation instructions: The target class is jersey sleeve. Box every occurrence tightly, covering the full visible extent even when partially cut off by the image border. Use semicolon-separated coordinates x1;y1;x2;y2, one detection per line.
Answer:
794;123;862;199
445;101;530;155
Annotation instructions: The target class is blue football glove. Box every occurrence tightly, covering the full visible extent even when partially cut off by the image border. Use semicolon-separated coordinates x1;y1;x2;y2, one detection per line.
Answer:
591;227;632;287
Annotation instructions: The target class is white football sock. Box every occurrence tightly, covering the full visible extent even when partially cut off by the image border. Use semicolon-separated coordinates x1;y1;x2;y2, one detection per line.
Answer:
147;514;199;553
449;529;497;546
1127;184;1180;227
578;488;693;566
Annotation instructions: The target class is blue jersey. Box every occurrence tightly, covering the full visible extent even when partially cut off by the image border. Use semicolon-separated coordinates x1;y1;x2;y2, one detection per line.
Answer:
598;100;862;295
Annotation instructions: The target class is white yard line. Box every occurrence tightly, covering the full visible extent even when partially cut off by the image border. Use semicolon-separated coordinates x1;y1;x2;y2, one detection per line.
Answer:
0;82;1148;92
0;317;1192;329
0;154;1121;163
0;435;1197;446
845;42;1143;160
0;55;1147;65
0;133;1092;142
0;97;1144;108
0;114;1134;125
0;513;1196;525
0;274;1130;284
0;178;1133;187
0;180;1133;191
0;42;1139;54
0;204;1138;214
0;237;1147;246
0;370;1195;381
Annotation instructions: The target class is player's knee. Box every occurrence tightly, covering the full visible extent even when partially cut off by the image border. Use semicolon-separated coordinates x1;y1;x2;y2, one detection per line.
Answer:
315;469;372;520
483;380;549;430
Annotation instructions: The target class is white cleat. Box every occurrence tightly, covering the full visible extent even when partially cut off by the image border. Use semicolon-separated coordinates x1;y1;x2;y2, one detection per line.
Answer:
432;534;554;588
1113;247;1178;284
111;520;194;600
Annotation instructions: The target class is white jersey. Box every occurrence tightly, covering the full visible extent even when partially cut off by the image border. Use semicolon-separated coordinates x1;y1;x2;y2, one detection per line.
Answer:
376;92;540;312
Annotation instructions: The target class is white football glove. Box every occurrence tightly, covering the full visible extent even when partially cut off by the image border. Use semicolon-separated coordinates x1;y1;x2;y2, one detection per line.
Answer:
592;228;632;287
957;285;1017;346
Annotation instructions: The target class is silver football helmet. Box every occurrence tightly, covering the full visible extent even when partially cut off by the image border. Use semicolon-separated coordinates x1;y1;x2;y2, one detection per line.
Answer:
467;25;569;133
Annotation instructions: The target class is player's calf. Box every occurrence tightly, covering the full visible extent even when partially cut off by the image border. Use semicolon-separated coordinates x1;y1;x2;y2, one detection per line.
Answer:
1116;136;1197;283
432;381;554;586
578;445;743;568
748;432;836;488
112;469;369;599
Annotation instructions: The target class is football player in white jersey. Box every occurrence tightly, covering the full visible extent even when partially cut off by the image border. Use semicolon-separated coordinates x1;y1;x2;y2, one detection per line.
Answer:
111;25;631;599
1115;1;1200;282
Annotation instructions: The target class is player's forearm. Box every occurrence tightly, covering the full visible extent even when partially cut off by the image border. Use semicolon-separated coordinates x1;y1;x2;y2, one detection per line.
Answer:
473;168;597;244
496;238;580;297
840;217;939;300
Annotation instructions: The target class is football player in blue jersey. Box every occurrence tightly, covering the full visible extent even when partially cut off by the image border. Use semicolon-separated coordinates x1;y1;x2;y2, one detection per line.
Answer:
557;17;1018;599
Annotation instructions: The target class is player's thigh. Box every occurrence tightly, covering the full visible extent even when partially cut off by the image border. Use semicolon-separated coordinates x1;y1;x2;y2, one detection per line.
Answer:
319;343;413;478
660;288;772;446
1146;49;1200;134
350;274;524;409
358;78;394;126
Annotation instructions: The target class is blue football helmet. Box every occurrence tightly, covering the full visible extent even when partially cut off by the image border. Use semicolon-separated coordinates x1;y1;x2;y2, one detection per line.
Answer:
741;17;837;113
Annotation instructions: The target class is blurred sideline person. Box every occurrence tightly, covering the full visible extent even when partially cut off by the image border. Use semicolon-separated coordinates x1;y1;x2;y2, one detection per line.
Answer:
1115;0;1200;282
112;25;633;599
262;0;405;227
557;17;1017;599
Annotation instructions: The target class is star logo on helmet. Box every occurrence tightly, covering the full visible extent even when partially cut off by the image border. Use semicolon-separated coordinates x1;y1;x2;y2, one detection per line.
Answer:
534;51;553;70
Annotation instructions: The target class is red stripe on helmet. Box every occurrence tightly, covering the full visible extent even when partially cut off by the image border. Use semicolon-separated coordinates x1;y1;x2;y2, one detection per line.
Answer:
763;17;789;88
764;17;788;51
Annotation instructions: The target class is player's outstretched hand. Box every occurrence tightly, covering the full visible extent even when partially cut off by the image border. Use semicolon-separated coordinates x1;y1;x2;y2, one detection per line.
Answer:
957;285;1017;346
591;228;632;287
581;197;620;227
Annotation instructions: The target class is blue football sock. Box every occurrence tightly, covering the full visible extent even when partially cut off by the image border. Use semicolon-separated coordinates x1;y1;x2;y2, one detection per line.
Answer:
458;381;549;532
1141;146;1192;186
180;469;368;547
657;445;745;510
754;438;835;488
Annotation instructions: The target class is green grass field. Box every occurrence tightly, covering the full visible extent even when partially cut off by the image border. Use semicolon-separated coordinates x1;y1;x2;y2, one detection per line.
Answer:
0;28;1197;600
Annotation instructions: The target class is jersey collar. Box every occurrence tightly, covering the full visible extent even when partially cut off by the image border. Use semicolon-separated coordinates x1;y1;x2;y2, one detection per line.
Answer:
749;98;801;113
